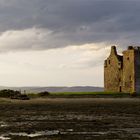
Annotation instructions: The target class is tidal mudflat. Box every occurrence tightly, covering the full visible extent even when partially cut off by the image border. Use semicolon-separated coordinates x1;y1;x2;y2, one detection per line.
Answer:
0;98;139;140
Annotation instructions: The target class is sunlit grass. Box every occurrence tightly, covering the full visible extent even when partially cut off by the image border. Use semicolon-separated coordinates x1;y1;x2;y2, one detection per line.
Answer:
50;92;130;97
26;91;138;99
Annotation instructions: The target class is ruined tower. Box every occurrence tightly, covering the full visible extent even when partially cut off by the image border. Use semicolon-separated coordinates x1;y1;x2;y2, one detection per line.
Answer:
104;46;140;94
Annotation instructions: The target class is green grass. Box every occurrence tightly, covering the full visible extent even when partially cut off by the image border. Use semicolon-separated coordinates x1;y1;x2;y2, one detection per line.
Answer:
50;92;131;97
27;93;39;98
27;91;137;98
50;91;129;95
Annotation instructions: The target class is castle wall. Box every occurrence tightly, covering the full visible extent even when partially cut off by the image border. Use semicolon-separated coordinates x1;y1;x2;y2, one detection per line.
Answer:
104;46;122;92
104;46;140;94
134;50;140;93
122;49;135;93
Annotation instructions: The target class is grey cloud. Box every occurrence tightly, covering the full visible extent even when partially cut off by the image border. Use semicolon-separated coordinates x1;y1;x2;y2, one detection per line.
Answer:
0;0;140;51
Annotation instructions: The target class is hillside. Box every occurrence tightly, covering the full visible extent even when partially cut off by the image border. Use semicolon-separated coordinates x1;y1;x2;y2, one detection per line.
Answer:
0;86;104;93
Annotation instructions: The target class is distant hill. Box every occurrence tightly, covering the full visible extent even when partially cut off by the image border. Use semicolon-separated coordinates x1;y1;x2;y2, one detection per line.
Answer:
0;86;104;93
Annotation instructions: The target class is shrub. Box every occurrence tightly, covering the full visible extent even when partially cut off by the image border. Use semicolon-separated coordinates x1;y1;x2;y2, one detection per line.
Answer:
0;89;21;98
38;91;50;97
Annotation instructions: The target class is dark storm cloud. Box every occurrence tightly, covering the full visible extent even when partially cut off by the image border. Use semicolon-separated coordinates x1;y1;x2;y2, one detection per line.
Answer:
0;0;140;51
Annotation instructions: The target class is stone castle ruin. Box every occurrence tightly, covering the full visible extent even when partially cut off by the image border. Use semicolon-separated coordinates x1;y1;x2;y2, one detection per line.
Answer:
104;46;140;94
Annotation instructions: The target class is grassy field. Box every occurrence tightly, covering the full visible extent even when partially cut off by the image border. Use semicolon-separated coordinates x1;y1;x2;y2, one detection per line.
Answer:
49;92;132;98
27;91;134;99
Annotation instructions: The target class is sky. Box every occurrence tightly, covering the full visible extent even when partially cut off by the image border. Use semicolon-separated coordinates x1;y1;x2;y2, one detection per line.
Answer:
0;0;139;87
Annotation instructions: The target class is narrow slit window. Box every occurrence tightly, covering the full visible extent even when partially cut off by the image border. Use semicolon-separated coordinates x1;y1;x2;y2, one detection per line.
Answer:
119;86;122;92
119;78;121;82
129;76;132;81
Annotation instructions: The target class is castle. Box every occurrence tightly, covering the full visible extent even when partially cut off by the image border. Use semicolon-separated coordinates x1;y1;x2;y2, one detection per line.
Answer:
104;46;140;94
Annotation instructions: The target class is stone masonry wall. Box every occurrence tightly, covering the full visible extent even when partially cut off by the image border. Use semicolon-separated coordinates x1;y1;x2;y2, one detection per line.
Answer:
104;46;122;92
134;50;140;93
122;49;135;93
104;46;140;94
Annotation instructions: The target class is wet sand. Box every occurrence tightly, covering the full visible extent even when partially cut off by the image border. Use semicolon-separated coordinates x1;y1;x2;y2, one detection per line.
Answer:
0;97;139;140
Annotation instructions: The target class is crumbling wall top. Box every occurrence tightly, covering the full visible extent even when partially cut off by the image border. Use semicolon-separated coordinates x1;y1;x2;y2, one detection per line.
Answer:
110;46;117;55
